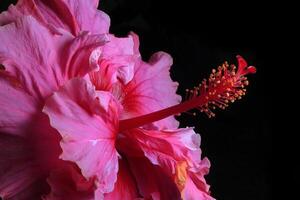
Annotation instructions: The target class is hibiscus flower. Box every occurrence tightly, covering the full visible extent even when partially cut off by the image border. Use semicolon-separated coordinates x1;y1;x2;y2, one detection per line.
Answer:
0;0;255;199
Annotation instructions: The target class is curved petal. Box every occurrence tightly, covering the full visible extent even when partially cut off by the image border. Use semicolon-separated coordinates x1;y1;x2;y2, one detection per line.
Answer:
0;113;61;200
124;127;212;198
127;156;181;200
0;76;35;196
187;158;211;195
0;133;48;200
43;78;120;194
102;34;136;57
0;0;110;35
181;176;215;200
0;73;61;199
44;163;94;200
0;72;37;135
123;51;181;129
0;16;107;101
125;128;201;175
104;159;139;200
0;16;63;101
89;55;135;92
61;32;108;79
89;34;137;89
63;0;110;34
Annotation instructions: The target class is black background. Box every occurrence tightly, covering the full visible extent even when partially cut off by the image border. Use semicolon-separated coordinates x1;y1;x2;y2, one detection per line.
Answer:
1;0;272;200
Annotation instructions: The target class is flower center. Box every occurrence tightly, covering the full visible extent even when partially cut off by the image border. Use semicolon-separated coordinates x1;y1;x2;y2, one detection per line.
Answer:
119;55;256;131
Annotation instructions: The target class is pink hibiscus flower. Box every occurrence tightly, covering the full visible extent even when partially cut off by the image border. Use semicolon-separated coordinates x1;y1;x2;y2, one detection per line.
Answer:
0;0;256;199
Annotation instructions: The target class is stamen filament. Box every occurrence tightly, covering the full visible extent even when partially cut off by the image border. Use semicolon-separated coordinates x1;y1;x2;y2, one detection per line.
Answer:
119;55;256;132
119;94;209;131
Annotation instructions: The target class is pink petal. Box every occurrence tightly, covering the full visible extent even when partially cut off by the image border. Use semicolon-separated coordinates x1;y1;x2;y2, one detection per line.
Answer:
104;160;139;200
0;16;62;100
127;156;181;200
0;73;37;135
0;0;110;35
61;32;108;79
63;0;110;34
89;55;135;92
125;128;201;175
123;127;213;198
0;133;48;199
123;51;181;129
89;34;137;92
102;34;136;57
0;94;63;199
0;0;78;34
182;176;215;200
43;163;94;200
0;68;51;199
129;32;141;55
43;78;119;194
0;16;107;101
188;157;211;193
0;73;62;199
0;113;81;199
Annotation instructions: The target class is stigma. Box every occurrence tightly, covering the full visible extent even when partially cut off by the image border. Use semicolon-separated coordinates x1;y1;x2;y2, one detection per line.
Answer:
119;55;256;131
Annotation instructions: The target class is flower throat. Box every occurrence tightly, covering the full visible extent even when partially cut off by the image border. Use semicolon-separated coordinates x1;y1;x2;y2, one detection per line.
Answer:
119;55;256;132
